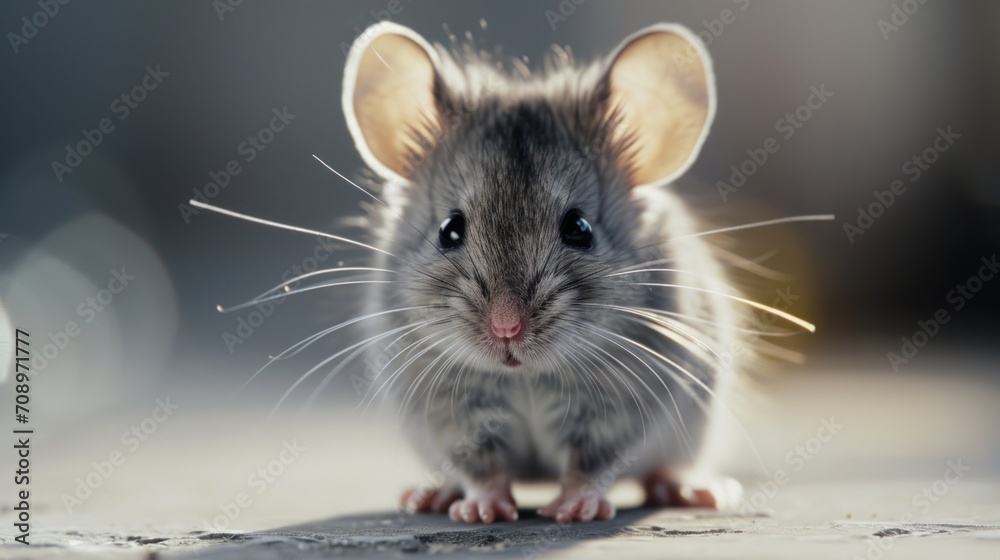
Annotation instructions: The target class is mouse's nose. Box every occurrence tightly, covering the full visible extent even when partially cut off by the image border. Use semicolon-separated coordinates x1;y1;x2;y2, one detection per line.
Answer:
489;304;524;341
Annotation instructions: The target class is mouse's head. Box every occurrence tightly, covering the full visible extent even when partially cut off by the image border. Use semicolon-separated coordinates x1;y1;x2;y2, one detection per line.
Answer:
342;23;715;372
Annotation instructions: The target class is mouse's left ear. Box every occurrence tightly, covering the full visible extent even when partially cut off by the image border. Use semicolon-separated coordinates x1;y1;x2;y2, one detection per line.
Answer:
601;24;716;187
342;23;442;181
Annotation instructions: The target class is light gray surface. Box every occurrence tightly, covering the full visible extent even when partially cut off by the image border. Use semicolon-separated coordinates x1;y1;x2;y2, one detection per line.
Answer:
2;362;999;558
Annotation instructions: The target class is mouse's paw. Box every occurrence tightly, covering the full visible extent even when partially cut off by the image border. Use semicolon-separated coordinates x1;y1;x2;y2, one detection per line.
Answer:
538;484;616;523
447;487;518;524
400;482;463;514
643;469;742;510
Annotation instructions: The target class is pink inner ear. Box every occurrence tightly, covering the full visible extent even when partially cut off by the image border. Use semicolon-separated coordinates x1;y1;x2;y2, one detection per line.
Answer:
606;28;714;187
350;31;440;178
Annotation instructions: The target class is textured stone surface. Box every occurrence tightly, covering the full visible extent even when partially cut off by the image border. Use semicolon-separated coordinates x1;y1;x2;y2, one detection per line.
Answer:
2;365;999;558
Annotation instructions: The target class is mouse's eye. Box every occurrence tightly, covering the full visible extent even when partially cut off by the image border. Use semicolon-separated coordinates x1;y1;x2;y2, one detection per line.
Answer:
438;211;466;250
560;209;593;250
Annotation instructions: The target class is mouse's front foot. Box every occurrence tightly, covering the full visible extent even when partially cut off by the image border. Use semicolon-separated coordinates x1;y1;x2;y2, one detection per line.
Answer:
400;482;463;514
447;474;518;523
642;469;743;510
539;475;616;523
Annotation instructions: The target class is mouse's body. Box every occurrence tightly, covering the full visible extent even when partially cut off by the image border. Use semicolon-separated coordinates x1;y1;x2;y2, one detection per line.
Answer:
344;22;745;523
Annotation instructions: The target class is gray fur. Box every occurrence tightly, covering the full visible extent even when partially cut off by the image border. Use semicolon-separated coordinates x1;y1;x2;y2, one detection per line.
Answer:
352;27;741;496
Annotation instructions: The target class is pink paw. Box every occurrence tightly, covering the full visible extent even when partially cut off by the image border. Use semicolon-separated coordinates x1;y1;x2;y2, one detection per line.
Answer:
539;488;615;523
448;490;519;524
643;471;742;510
400;484;462;514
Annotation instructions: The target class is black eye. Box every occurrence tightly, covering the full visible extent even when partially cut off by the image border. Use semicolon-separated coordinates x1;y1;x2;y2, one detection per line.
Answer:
560;209;593;250
438;211;465;250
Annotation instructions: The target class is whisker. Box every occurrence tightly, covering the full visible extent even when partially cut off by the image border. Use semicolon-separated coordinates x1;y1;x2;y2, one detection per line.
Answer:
624;214;835;259
189;199;401;260
564;331;648;444
399;335;465;419
714;247;790;281
312;154;475;281
623;305;799;337
605;268;740;293
253;266;398;301
267;319;438;421
565;327;681;455
672;214;836;242
218;279;397;313
235;305;437;392
589;324;770;476
580;303;723;365
300;319;437;412
363;327;463;413
634;282;817;333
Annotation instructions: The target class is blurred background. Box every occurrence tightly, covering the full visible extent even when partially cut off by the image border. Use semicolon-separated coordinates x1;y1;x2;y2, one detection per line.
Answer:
0;0;998;550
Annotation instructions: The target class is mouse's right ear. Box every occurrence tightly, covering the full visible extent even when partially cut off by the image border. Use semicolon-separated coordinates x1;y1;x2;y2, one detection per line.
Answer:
342;23;442;181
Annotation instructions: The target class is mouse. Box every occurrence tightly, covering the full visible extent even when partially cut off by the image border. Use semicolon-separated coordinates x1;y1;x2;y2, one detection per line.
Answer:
329;21;819;524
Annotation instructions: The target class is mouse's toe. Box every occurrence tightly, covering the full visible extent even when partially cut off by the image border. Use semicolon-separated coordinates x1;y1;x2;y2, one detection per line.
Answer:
643;470;742;510
400;483;463;514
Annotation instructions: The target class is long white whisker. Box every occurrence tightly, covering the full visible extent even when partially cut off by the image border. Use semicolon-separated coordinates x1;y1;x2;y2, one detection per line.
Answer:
672;214;836;241
235;306;434;392
635;282;817;333
189;199;401;260
580;303;724;365
605;268;737;289
267;320;436;421
313;154;475;280
252;266;398;302
399;336;465;419
591;325;771;476
363;327;462;413
301;320;436;412
638;307;799;337
218;280;396;313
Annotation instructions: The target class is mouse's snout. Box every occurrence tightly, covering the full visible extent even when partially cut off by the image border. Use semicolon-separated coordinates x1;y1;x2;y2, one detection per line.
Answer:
488;299;526;343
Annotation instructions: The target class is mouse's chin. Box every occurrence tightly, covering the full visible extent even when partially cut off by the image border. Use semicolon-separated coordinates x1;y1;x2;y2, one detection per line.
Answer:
481;343;529;370
501;351;522;368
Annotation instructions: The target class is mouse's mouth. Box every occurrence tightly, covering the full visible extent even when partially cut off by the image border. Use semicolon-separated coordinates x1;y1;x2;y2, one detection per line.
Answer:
502;351;522;368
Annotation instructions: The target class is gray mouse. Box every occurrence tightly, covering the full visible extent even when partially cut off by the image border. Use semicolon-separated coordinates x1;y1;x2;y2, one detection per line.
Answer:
340;21;762;524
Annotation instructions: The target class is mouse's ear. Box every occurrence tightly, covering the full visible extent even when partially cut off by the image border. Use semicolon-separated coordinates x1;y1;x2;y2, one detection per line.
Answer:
601;24;716;187
343;23;442;180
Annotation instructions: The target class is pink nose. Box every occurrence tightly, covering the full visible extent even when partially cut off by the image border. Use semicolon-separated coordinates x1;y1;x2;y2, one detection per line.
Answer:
490;307;524;341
